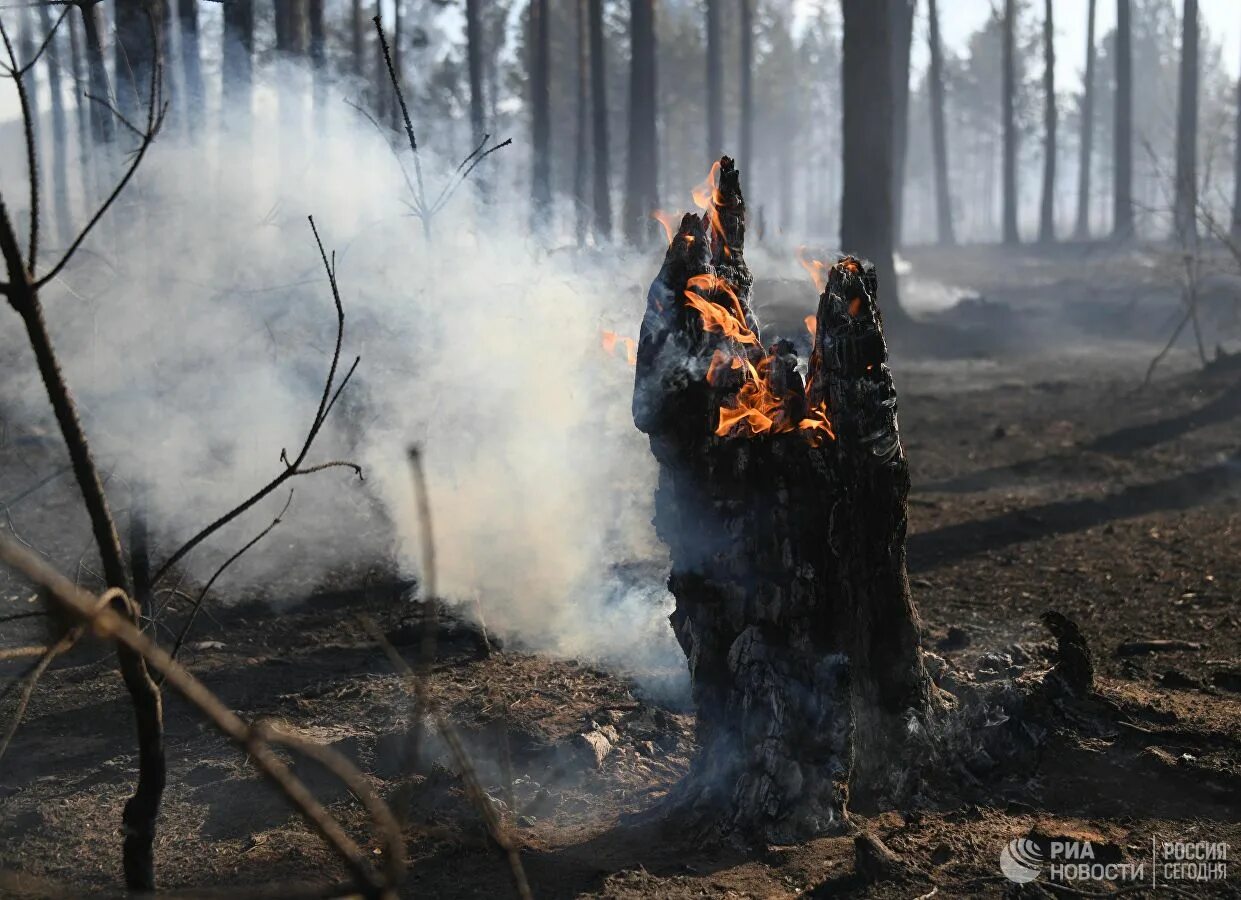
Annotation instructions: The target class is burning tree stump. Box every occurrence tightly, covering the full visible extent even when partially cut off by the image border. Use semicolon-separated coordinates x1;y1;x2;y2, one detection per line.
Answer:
634;158;936;842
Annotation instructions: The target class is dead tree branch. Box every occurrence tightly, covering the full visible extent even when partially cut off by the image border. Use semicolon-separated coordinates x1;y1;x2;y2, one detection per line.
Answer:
0;10;166;888
149;217;362;588
0;532;405;898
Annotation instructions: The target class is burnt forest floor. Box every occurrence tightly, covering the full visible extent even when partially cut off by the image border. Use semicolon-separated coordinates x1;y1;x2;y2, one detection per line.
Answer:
2;241;1241;898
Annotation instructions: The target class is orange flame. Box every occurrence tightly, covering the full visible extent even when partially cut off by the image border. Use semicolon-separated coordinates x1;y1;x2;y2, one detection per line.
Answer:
685;291;759;346
601;330;637;365
651;210;678;245
795;246;828;294
690;160;726;243
804;314;816;338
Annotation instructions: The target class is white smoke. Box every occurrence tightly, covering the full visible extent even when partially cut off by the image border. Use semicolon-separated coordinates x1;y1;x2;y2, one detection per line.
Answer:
0;65;687;691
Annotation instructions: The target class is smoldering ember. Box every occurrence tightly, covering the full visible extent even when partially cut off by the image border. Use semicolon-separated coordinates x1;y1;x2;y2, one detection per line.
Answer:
1;1;1241;898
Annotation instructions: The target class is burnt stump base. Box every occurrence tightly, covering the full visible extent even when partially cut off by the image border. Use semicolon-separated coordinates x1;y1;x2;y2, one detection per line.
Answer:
633;158;936;843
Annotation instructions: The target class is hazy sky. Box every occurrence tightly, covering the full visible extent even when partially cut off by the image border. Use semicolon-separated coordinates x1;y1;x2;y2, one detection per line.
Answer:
922;0;1241;90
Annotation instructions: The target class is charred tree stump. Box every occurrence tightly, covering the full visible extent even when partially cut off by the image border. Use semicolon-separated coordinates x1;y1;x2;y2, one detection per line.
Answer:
634;158;935;842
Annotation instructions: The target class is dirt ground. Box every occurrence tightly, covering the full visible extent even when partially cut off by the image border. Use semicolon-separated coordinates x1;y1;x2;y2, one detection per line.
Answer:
2;242;1241;897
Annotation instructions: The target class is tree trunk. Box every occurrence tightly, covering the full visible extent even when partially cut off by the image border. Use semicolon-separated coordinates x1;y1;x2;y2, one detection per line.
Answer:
309;0;327;118
706;0;723;160
67;11;95;202
589;0;613;241
530;0;552;226
80;2;116;145
1232;33;1241;237
352;0;365;75
624;0;659;244
1074;0;1097;240
374;0;388;121
1038;0;1056;243
36;3;72;246
890;0;915;247
222;0;255;134
1001;0;1019;244
633;159;933;841
114;0;163;122
1113;0;1134;239
738;0;753;177
841;0;907;325
926;0;954;245
575;0;590;241
1173;0;1199;243
178;0;204;134
466;0;486;144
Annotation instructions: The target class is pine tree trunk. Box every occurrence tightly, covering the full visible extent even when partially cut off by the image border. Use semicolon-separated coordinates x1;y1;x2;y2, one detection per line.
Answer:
1113;0;1134;239
706;0;723;160
575;0;590;241
1038;0;1057;243
926;0;955;245
738;0;753;177
1232;38;1241;237
36;3;72;246
78;3;115;145
67;12;95;202
841;0;908;326
1173;0;1199;243
890;0;915;248
466;0;486;143
589;0;613;241
1001;0;1019;244
178;0;204;134
222;0;255;134
530;0;552;226
634;159;934;841
1074;0;1097;240
624;0;659;244
309;0;326;119
351;0;365;75
114;0;163;122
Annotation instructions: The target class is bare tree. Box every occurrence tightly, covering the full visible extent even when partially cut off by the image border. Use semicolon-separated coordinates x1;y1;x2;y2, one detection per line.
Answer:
890;0;915;246
35;3;72;245
466;0;486;144
1173;0;1199;242
738;0;753;176
706;0;723;159
1002;0;1019;244
221;0;255;134
1074;0;1098;240
926;0;954;245
530;0;551;225
589;0;612;241
575;0;589;239
1113;0;1134;239
841;0;907;323
624;0;658;244
1038;0;1056;243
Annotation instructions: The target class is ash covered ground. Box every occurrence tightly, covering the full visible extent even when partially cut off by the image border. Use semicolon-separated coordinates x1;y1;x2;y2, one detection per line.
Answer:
2;242;1241;897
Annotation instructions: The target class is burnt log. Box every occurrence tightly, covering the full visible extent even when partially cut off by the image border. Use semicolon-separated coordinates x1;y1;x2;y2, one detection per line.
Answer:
633;157;935;842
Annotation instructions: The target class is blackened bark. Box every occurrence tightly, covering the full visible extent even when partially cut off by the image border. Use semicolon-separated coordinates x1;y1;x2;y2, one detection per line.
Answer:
890;0;915;246
36;4;72;245
222;0;255;132
1113;0;1134;239
926;0;954;245
589;0;613;241
531;0;552;224
1038;0;1056;243
1173;0;1199;242
624;0;659;244
1001;0;1019;244
633;159;933;841
178;0;205;133
738;0;753;175
706;0;723;160
575;0;590;240
1074;0;1098;240
841;0;906;324
466;0;486;143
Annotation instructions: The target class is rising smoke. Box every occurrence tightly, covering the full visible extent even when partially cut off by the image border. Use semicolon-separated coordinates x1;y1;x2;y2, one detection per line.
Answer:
0;63;689;694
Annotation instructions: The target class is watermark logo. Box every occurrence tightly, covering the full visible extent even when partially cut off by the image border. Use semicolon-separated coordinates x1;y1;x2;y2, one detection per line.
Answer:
998;834;1229;887
999;838;1044;884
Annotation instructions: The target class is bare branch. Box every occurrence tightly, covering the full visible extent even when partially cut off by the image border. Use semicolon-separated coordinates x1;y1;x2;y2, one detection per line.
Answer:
373;14;426;216
0;532;405;896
